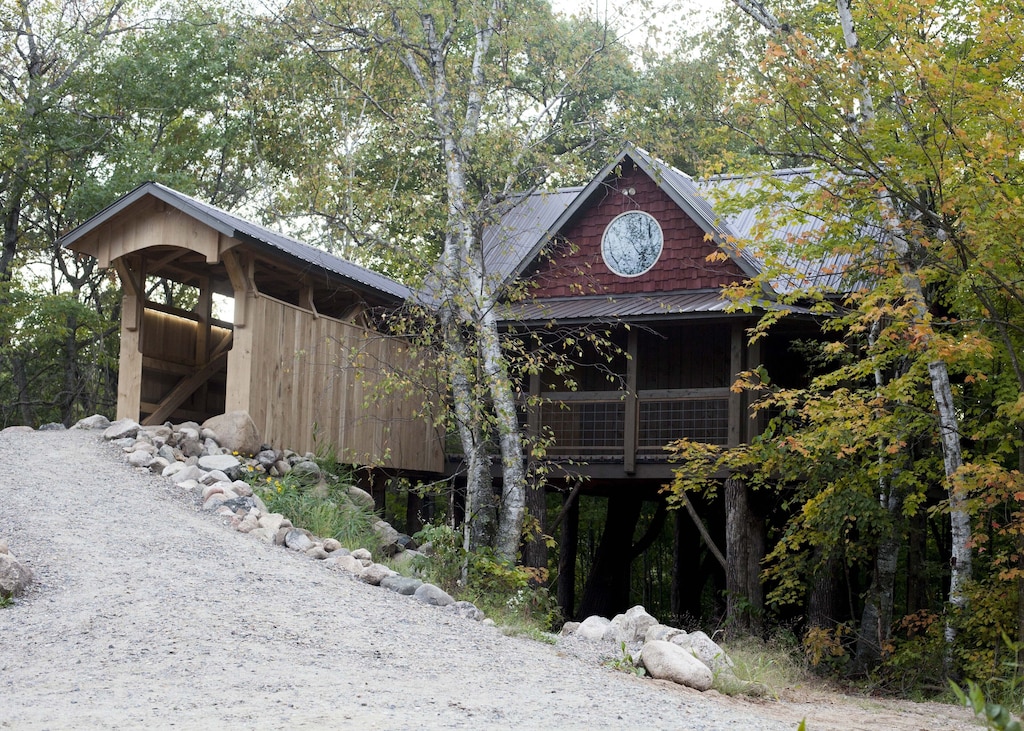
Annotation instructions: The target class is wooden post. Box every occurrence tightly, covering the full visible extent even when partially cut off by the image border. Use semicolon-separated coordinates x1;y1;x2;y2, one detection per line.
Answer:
728;323;744;448
222;250;256;414
624;327;638;474
557;489;580;618
745;334;762;443
113;257;145;420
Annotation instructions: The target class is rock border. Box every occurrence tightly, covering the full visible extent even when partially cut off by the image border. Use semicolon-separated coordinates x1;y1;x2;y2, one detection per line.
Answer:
82;413;490;625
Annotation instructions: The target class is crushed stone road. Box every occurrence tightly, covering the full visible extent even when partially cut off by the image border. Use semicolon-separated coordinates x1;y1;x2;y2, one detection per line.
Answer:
0;429;976;730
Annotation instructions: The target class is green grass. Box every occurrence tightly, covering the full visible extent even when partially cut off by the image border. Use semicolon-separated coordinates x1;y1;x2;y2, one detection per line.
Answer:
246;459;381;552
714;634;812;698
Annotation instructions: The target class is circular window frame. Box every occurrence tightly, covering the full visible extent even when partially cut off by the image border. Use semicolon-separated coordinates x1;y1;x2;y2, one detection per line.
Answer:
600;210;664;278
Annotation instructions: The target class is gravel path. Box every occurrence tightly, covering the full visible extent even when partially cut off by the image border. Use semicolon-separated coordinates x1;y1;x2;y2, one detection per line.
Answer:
0;428;975;730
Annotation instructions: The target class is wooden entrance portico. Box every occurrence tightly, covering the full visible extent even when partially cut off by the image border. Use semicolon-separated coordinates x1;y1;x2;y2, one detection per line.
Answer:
62;183;443;474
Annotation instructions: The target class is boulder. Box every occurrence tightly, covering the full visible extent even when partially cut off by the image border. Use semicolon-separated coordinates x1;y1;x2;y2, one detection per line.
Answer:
328;554;364;574
198;454;242;478
127;450;155;468
645;624;685;643
284;529;314;552
171;465;206;485
256;449;278;469
358;563;395;586
351;548;373;562
373;520;402;556
201;412;261;456
290;460;321;482
148;458;171;475
229;480;253;498
0;551;33;598
576;615;611;641
671;630;733;674
388;549;424;570
74;414;111;430
380;576;423;595
248;527;277;544
604;605;658;644
448;600;484;621
322;538;343;553
258;513;287;533
640;640;714;691
38;422;66;431
103;418;140;441
346;485;375;511
413;583;456;607
1;426;34;435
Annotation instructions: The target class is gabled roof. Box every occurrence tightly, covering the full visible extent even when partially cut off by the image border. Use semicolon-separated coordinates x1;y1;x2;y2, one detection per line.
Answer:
484;146;851;304
61;182;410;302
488;146;761;290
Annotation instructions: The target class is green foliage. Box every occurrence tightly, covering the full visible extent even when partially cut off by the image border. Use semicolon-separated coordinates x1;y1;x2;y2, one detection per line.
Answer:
410;523;562;633
605;641;646;677
952;680;1023;731
246;458;380;551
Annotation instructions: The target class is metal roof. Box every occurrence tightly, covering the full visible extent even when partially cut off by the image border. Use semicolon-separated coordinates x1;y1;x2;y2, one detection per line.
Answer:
61;182;410;302
505;290;809;324
482;148;855;304
697;169;853;294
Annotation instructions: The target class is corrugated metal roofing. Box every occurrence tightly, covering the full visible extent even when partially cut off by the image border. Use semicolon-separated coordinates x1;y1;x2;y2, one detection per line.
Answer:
482;148;856;304
61;182;410;302
503;290;808;323
697;169;853;294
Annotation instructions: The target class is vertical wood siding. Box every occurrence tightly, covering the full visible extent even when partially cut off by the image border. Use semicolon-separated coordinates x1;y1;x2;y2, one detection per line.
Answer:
245;295;443;472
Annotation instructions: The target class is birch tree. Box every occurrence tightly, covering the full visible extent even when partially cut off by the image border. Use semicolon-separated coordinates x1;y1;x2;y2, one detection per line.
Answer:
719;0;984;656
281;0;631;562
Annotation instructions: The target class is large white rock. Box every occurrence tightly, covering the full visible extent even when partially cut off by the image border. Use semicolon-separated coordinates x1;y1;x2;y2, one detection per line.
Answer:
576;615;612;641
103;418;140;441
413;583;456;607
0;552;32;598
201;411;261;456
603;605;659;643
671;630;734;674
198;454;242;475
74;414;111;430
641;640;714;691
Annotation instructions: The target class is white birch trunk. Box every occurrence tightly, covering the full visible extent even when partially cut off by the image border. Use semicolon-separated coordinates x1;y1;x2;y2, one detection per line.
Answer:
729;0;973;644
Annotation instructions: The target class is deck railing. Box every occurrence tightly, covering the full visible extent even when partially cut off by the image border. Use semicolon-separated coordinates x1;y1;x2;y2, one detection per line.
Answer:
535;388;731;460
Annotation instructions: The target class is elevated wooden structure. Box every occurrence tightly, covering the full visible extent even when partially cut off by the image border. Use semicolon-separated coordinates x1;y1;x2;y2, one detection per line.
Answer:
62;183;443;473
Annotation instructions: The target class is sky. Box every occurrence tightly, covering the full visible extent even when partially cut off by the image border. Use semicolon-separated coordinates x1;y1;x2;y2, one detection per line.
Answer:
550;0;728;54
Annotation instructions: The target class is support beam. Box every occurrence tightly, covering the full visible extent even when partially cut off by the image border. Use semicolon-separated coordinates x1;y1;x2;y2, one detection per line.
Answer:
142;348;230;426
728;323;744;448
624;327;638;474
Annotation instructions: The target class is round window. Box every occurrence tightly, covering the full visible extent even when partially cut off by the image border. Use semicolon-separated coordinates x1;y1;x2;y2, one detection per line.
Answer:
600;210;664;277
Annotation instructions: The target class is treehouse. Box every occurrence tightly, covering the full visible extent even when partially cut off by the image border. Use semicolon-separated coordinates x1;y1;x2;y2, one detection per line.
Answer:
61;183;443;475
484;147;840;620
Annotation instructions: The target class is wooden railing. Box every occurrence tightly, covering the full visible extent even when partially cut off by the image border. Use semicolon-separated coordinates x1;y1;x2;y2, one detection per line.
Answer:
534;388;732;462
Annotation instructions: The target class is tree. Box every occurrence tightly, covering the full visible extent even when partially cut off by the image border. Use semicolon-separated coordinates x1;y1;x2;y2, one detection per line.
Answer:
683;0;1024;672
276;0;634;562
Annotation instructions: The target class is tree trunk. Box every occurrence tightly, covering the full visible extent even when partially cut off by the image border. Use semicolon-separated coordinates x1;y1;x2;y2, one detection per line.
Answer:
557;489;580;617
477;306;526;562
522;480;548;572
725;477;764;636
577;494;643;620
807;553;842;630
854;490;901;671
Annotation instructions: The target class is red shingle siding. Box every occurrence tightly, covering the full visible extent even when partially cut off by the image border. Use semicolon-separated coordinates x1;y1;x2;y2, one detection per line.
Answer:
528;163;746;298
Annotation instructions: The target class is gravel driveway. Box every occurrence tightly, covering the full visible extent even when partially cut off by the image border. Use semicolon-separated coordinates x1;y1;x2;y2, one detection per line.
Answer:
0;428;974;730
